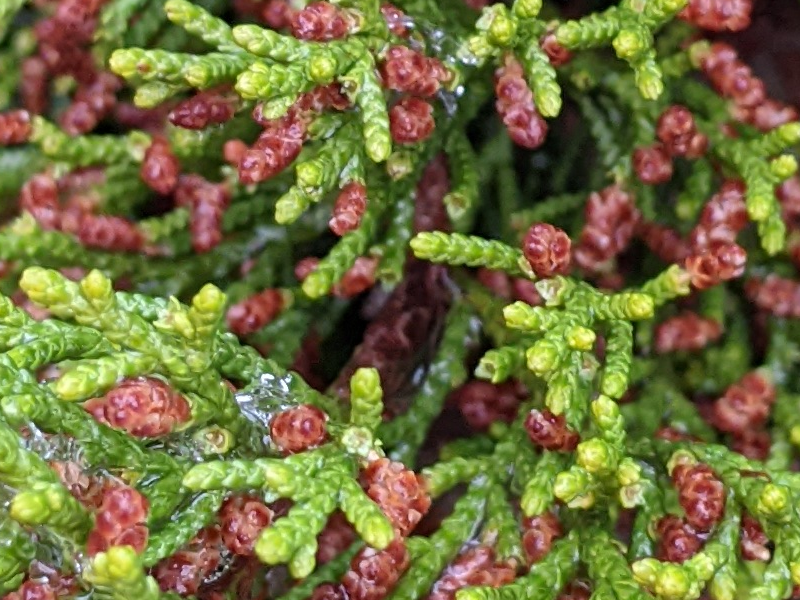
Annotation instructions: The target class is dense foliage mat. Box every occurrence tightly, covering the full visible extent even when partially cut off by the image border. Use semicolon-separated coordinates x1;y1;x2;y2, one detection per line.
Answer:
2;0;800;599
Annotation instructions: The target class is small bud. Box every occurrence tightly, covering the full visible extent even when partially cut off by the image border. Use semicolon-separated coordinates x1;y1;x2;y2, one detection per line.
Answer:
747;193;773;221
97;545;139;581
108;50;139;80
591;395;620;431
790;562;800;586
625;293;655;319
553;468;591;503
389;97;435;144
235;70;269;100
308;54;338;83
255;527;293;564
555;22;582;48
0;110;32;145
756;483;790;521
9;489;52;524
358;511;395;551
81;270;113;302
296;161;324;190
461;35;495;63
288;546;315;578
409;232;443;260
232;25;269;54
576;439;615;474
19;267;58;304
601;371;628;399
770;155;798;180
503;302;544;331
616;458;641;487
654;564;690;599
633;144;673;184
690;552;715;581
613;28;648;61
619;483;645;508
512;0;542;18
566;326;596;350
526;340;560;376
340;426;375;458
775;122;800;146
193;426;234;454
636;66;664;100
632;559;659;586
192;284;226;315
164;0;193;22
487;11;517;46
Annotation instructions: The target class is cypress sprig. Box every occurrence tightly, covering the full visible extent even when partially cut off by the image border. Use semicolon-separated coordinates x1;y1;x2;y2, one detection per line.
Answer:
410;232;532;277
30;117;150;167
349;367;384;432
184;443;394;576
704;121;800;255
84;547;162;600
632;497;740;600
443;130;480;227
2;0;800;598
556;0;687;98
0;515;35;595
388;477;491;600
9;482;92;542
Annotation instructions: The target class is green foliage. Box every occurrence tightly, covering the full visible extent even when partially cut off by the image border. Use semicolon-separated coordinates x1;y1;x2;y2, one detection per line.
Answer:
1;0;800;599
